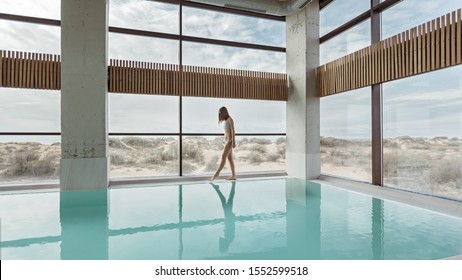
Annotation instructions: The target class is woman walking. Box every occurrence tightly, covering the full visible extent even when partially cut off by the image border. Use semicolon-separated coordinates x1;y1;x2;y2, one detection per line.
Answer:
210;107;236;181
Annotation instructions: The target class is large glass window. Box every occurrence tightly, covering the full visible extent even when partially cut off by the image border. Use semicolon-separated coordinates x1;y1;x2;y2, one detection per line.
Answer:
109;0;179;34
320;0;370;36
382;0;462;39
383;66;462;200
0;0;60;20
183;7;285;47
320;19;370;65
320;87;372;183
1;0;287;184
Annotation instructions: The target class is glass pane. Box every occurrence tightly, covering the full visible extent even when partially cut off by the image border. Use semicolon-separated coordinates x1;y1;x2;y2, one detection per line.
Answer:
320;0;370;36
383;65;462;200
109;136;179;178
0;89;60;132
109;34;178;64
382;0;462;39
0;0;60;20
183;7;285;47
0;21;60;53
183;42;285;73
0;136;61;186
182;136;286;176
109;94;179;133
183;97;285;133
320;19;370;65
320;87;372;183
109;0;179;34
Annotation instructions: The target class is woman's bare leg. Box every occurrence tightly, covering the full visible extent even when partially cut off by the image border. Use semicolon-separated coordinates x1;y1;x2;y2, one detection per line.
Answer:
210;141;233;181
226;149;236;180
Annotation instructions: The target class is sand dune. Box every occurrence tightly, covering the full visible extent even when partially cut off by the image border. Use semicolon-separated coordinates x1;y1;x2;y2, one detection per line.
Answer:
1;136;460;200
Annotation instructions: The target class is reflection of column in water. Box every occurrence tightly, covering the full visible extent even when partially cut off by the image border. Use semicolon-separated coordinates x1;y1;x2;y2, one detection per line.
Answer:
60;189;109;260
178;184;184;260
210;182;236;253
286;179;321;259
372;198;385;260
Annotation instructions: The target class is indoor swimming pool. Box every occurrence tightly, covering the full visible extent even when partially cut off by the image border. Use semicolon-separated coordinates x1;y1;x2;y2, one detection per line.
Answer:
1;178;462;260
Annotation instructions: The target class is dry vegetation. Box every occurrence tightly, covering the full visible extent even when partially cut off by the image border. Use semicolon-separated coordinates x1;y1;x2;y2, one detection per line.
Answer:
0;137;286;182
0;142;60;181
1;136;460;200
321;136;462;199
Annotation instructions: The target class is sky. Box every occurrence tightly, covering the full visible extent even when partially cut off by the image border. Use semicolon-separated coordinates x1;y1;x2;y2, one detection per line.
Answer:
0;0;461;140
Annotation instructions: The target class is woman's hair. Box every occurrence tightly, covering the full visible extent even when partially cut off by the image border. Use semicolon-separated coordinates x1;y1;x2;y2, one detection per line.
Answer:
218;106;230;123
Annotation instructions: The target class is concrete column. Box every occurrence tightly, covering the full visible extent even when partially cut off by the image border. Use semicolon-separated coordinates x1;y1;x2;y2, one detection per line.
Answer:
60;0;109;190
285;1;320;179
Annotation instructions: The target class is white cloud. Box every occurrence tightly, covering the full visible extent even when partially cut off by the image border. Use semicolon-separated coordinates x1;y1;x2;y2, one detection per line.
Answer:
382;0;462;39
182;42;285;72
1;0;60;20
109;0;179;34
320;20;370;64
0;21;60;53
109;94;179;133
0;88;60;132
109;33;178;63
320;0;370;36
182;6;285;46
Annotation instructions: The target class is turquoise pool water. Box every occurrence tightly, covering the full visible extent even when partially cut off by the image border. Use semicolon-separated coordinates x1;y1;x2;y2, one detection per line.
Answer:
1;178;462;260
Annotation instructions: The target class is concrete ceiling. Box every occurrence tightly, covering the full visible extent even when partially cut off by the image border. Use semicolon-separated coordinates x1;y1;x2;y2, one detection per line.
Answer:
185;0;317;16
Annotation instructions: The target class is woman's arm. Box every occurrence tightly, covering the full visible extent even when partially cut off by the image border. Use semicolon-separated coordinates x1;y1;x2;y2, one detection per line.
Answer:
229;118;236;149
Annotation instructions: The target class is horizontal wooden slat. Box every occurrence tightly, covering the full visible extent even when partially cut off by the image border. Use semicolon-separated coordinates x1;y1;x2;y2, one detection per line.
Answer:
0;50;61;90
108;59;288;101
317;8;462;97
1;50;288;101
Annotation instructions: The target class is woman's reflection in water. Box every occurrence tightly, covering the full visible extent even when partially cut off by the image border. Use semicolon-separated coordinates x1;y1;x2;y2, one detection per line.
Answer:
210;181;236;253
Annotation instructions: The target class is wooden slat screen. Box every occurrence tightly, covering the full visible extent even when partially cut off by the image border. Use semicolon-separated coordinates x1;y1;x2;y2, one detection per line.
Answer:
108;59;288;101
318;8;462;97
0;50;288;101
108;59;182;96
0;50;61;90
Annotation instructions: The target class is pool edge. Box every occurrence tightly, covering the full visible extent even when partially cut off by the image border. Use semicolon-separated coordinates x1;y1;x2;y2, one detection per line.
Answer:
315;175;462;219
